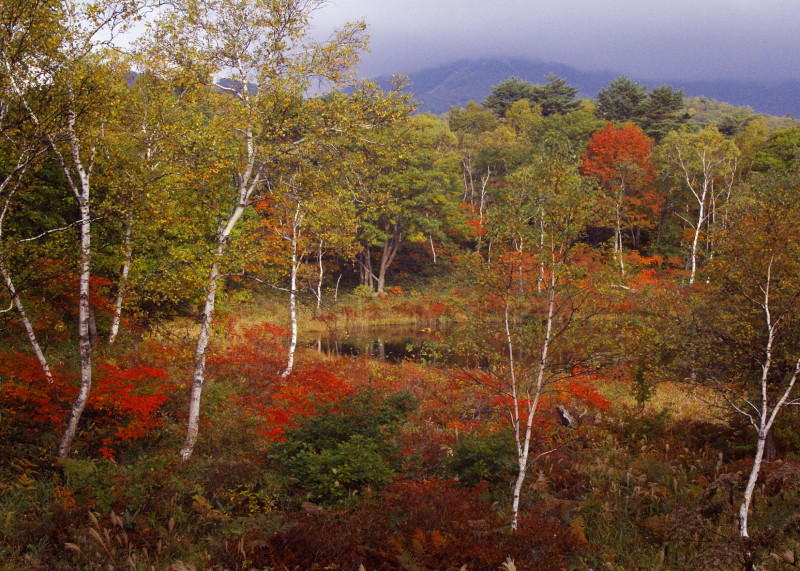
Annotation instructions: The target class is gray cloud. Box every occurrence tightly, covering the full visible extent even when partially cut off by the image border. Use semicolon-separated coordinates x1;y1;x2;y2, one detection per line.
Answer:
311;0;800;82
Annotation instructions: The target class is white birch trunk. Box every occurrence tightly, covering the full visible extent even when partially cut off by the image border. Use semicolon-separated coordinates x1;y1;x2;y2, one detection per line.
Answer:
510;269;555;531
57;94;97;458
3;69;96;457
614;191;625;277
0;157;53;382
477;167;490;250
179;240;223;461
281;206;302;378
315;239;324;310
739;431;766;539
736;259;800;541
0;256;54;381
180;129;260;460
108;211;133;345
58;199;93;458
689;191;705;286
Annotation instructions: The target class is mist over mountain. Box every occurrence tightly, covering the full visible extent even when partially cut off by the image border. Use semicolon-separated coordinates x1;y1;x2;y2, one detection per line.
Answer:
370;58;799;118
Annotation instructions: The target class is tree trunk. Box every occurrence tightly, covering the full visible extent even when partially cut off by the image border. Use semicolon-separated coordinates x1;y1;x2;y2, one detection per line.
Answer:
0;158;50;380
511;267;555;531
739;431;766;539
59;200;92;458
282;204;303;378
108;212;133;345
477;167;490;251
179;242;222;461
0;255;54;382
282;242;299;378
689;195;705;286
631;226;641;251
315;239;324;311
360;244;373;289
180;183;254;461
88;304;98;346
377;224;400;294
764;424;776;463
614;202;625;276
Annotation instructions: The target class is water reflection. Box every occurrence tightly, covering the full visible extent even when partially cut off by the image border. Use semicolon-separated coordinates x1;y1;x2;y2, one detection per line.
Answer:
305;324;445;363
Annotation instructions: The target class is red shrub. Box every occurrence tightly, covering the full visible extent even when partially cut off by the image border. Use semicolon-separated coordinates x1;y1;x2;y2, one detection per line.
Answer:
243;478;583;569
0;351;175;458
89;363;176;457
235;364;352;441
207;321;287;382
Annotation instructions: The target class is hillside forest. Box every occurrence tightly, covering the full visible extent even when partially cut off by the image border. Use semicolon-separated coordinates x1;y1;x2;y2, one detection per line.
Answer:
2;0;800;569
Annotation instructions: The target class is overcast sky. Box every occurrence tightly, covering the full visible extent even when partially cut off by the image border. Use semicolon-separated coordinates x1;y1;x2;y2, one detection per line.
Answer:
310;0;800;83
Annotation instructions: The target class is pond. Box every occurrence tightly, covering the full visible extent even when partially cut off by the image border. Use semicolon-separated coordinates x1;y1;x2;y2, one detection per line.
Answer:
303;323;450;363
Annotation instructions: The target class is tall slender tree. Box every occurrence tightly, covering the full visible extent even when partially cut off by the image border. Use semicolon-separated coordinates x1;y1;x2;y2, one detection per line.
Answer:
142;0;375;460
462;140;599;530
683;178;800;566
659;126;739;285
1;0;148;458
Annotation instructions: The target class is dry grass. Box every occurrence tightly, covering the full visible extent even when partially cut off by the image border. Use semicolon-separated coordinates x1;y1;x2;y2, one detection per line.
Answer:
646;382;727;422
599;377;727;424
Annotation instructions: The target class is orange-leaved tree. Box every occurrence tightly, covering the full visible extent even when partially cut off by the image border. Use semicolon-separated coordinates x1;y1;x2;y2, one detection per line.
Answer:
581;122;658;276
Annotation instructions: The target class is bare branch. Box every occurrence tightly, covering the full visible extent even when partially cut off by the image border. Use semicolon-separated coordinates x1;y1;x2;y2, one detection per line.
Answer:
16;217;103;243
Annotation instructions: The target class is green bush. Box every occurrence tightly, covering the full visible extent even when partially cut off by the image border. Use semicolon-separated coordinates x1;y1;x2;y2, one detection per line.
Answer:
62;458;118;513
352;284;374;299
275;388;417;505
445;430;516;489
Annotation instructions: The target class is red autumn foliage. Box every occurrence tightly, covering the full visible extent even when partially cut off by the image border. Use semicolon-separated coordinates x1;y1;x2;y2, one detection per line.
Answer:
461;202;487;238
557;371;611;413
3;260;116;346
0;351;175;458
208;320;352;440
457;368;610;448
241;478;583;569
89;363;176;457
244;364;353;440
581;123;655;189
207;321;287;383
581;122;661;248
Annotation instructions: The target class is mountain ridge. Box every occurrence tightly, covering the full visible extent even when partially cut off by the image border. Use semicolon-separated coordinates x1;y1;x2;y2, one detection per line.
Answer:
369;58;798;118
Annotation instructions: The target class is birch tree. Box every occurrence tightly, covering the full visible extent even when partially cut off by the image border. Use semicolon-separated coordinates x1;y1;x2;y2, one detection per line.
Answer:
99;70;175;345
659;126;739;285
0;2;56;381
141;0;369;460
686;178;800;563
254;88;409;377
461;141;599;530
0;133;52;381
269;178;356;378
1;0;147;457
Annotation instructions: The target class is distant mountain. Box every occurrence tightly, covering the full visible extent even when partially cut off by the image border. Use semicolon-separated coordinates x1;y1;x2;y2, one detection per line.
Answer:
370;58;799;118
